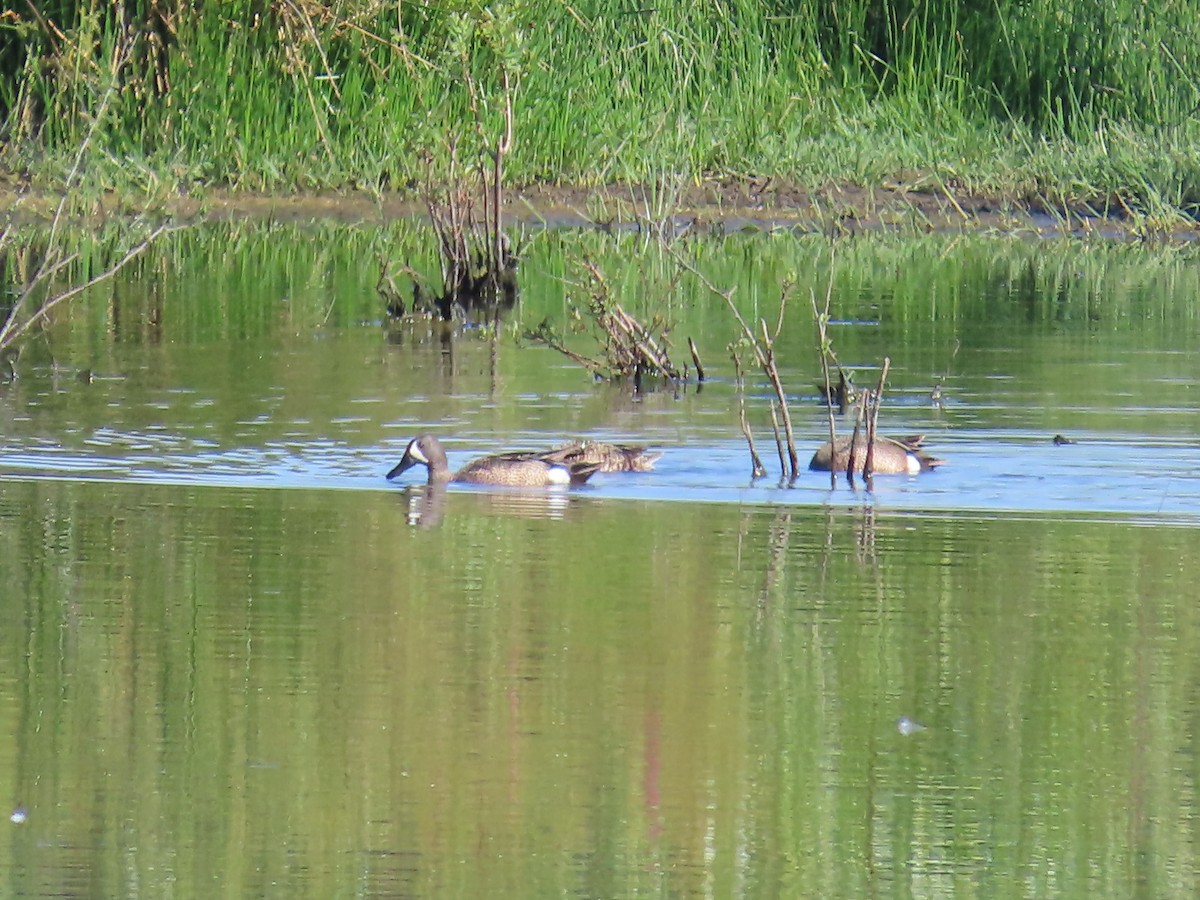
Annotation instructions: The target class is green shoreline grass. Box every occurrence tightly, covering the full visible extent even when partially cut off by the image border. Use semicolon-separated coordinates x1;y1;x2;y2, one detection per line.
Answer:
2;2;1198;226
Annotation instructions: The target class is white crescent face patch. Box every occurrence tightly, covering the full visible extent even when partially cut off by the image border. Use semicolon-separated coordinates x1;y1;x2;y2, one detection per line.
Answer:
409;441;429;464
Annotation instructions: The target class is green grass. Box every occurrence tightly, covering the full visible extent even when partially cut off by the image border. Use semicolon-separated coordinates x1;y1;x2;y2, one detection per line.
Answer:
2;1;1199;216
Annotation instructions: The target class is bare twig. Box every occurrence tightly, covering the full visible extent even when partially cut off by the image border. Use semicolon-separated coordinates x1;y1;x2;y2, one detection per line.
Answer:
863;357;891;480
1;33;173;354
532;258;683;381
719;285;798;479
0;224;175;350
757;313;799;481
811;252;838;488
400;61;519;323
521;316;607;374
732;351;766;478
670;249;801;480
847;389;868;488
768;401;786;478
688;336;705;382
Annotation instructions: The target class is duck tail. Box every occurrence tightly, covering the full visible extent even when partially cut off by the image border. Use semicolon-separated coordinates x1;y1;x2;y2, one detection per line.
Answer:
569;462;602;485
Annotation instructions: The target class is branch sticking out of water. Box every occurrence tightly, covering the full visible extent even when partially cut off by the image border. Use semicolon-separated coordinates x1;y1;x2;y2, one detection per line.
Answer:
847;389;867;488
672;250;799;481
811;254;838;489
723;291;798;482
1;32;176;356
688;337;706;382
386;61;520;323
732;351;767;479
526;258;685;384
0;223;175;353
862;357;891;482
769;401;788;481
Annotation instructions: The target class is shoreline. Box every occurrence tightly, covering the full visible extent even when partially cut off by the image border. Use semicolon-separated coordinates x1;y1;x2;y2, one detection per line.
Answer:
1;179;1195;239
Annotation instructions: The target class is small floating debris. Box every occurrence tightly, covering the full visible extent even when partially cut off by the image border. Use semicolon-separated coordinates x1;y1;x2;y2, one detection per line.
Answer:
1052;434;1077;445
10;806;27;824
897;716;927;736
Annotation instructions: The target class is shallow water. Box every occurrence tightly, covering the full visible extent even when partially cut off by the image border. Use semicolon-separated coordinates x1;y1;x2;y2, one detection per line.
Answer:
4;425;1200;521
1;224;1199;896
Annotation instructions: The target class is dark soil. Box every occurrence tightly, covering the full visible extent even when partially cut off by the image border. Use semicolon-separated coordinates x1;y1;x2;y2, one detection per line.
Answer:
0;177;1186;238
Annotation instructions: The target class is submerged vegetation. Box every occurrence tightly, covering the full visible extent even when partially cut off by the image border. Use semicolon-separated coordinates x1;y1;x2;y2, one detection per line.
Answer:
1;1;1199;219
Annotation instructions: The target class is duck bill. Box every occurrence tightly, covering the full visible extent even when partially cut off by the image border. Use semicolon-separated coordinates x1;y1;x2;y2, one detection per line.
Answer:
386;454;418;481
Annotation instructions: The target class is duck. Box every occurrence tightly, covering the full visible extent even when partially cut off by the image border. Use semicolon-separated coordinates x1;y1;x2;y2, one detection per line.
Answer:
386;434;601;487
816;368;856;410
809;434;943;475
541;440;661;473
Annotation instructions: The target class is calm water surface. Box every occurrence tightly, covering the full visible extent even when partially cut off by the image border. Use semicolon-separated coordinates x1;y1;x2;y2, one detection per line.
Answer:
1;225;1199;896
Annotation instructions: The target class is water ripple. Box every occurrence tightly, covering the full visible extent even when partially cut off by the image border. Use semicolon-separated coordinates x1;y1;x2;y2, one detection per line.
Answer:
2;429;1198;524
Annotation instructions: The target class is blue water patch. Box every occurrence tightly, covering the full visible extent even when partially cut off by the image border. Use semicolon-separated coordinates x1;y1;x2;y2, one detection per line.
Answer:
4;431;1199;524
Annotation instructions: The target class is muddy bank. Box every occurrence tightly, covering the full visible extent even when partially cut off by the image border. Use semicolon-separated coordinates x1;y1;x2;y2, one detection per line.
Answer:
0;178;1187;238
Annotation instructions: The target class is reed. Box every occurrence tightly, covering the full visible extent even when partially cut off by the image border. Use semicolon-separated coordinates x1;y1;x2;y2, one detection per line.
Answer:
4;2;1198;215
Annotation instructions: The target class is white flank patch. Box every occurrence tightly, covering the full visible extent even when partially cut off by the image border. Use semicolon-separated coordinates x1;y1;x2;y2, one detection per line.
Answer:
905;454;921;475
546;466;571;485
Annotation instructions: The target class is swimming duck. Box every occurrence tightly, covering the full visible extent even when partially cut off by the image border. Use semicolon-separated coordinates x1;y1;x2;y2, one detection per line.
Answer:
816;368;856;410
542;440;661;473
809;434;943;475
386;434;601;487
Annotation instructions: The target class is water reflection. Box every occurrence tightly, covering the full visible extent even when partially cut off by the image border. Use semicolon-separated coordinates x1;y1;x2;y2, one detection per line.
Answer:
401;483;574;528
5;224;1200;896
4;427;1200;523
403;483;447;528
2;476;1199;896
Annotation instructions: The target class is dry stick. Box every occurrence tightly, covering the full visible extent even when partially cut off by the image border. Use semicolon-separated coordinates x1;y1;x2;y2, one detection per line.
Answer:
459;64;512;294
863;357;891;480
577;260;680;380
669;251;798;475
607;304;675;378
0;224;174;350
811;291;837;489
767;281;799;479
0;36;129;349
721;294;791;480
442;144;460;290
492;70;513;277
290;44;336;161
1;39;156;347
461;66;488;276
768;402;787;479
733;352;766;478
847;389;868;487
687;337;705;382
758;317;798;481
610;307;655;353
527;326;606;375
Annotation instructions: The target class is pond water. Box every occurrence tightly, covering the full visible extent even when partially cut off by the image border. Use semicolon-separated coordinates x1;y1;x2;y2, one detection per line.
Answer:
1;223;1199;896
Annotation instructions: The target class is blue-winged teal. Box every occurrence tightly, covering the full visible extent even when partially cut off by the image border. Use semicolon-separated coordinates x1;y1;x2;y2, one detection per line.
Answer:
543;440;661;473
809;434;943;475
816;368;856;410
386;434;601;487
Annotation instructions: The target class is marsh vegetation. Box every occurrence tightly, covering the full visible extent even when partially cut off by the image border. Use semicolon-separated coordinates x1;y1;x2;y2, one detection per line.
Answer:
2;1;1198;225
